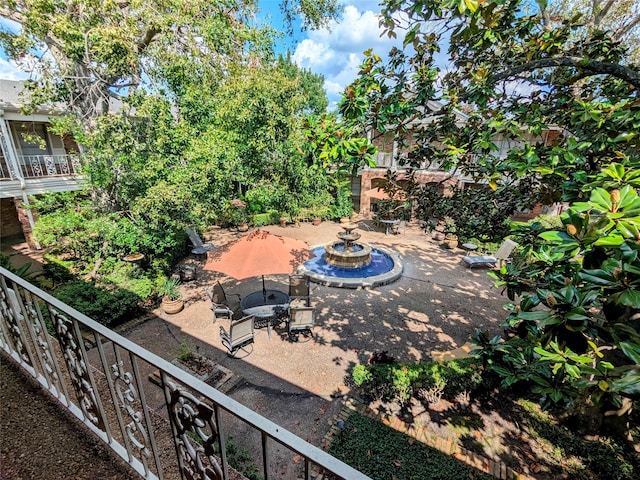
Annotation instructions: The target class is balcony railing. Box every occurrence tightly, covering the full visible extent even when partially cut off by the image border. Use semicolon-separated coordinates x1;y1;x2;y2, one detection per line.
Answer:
0;154;83;180
0;267;369;480
371;152;445;172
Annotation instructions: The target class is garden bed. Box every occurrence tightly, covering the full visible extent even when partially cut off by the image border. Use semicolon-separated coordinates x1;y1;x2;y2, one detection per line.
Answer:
340;389;639;480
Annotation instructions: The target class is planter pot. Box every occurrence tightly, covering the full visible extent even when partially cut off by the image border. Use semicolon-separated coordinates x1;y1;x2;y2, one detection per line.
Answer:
443;236;458;249
312;217;322;226
339;217;350;224
161;297;184;314
237;223;249;232
279;217;288;227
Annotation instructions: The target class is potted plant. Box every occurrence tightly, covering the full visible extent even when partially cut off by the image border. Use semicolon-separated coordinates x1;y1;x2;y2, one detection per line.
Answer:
229;199;249;232
160;278;184;314
442;216;459;249
279;215;288;227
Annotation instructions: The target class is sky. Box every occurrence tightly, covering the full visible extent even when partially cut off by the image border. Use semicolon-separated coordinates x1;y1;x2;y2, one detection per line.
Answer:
259;1;403;109
0;1;403;110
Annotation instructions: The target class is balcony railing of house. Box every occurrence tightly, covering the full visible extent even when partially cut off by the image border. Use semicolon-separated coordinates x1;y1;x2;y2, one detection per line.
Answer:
0;267;369;480
0;154;82;180
372;152;445;172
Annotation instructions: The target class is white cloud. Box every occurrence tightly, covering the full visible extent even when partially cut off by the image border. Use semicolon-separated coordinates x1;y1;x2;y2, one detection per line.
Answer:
292;4;403;110
0;58;31;81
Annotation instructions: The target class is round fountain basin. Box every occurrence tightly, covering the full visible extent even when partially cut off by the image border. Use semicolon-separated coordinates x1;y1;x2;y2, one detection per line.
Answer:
298;245;403;288
325;242;372;268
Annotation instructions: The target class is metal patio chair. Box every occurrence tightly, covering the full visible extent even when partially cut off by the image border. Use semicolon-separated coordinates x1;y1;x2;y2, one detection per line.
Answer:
288;274;311;307
462;239;518;269
287;306;315;341
220;315;255;357
205;281;241;314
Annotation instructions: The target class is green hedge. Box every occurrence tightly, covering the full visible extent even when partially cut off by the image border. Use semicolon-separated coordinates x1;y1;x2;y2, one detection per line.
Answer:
249;211;280;227
53;280;141;327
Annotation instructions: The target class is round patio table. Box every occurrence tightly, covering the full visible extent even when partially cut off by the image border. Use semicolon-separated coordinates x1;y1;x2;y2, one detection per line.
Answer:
379;219;400;235
240;290;290;339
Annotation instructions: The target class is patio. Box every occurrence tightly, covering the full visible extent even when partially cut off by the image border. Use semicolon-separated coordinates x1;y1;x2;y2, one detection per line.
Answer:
1;219;508;479
125;220;508;465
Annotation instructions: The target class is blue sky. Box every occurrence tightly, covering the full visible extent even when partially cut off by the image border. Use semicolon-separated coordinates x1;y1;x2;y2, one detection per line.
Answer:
257;1;405;108
0;1;403;110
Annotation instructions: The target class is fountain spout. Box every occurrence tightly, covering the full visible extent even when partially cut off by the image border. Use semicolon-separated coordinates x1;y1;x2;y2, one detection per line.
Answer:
324;223;372;268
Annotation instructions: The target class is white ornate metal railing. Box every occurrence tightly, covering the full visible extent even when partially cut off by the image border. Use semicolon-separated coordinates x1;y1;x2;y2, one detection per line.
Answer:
0;157;8;179
13;154;83;179
371;152;447;172
0;267;369;480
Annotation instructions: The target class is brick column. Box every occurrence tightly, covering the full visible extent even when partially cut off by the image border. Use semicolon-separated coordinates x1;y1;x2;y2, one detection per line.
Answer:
13;197;39;250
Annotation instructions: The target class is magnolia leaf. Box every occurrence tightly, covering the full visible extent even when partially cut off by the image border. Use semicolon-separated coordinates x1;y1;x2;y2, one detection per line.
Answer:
565;364;580;378
617;185;637;209
616;289;640;308
616;220;639;239
590;188;612;211
619;341;640;364
610;370;640;394
594;233;624;247
579;271;616;286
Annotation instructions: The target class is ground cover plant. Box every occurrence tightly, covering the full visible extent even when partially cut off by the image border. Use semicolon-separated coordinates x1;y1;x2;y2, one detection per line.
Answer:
350;357;639;479
328;410;494;480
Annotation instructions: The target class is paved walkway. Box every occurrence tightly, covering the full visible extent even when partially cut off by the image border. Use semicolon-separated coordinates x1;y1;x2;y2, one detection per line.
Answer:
1;219;509;479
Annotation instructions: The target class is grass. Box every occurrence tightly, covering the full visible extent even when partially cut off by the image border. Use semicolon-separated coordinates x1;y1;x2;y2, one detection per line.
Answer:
328;411;494;480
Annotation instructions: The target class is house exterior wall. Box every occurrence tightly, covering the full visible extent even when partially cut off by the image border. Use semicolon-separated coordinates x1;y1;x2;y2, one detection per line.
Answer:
0;198;22;238
357;122;561;216
0;79;85;248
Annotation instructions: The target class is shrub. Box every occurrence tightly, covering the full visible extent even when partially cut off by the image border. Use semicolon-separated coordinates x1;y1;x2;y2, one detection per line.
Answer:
53;280;140;327
250;211;280;226
352;357;483;403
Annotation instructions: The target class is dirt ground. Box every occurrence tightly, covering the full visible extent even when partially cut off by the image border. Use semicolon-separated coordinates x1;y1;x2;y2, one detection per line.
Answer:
2;219;518;479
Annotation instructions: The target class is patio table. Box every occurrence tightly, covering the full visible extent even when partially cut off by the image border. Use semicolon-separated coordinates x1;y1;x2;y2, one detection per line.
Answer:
379;219;400;235
240;290;290;339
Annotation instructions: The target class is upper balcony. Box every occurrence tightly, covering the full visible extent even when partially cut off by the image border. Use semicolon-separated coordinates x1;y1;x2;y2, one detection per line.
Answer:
0;154;86;198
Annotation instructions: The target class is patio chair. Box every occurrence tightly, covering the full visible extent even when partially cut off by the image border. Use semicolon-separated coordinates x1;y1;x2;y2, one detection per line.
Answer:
288;306;315;341
220;315;255;357
462;239;518;269
205;281;241;312
288;274;311;307
391;220;407;235
212;305;233;324
186;228;216;255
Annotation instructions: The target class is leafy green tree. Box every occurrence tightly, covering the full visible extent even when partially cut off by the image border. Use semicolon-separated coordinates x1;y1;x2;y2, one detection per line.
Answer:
278;52;328;115
341;0;640;436
298;113;377;218
0;0;273;127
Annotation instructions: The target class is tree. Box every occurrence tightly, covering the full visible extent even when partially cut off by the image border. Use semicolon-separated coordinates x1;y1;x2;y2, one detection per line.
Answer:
340;0;640;436
0;0;340;129
549;0;640;62
1;0;273;128
278;52;328;115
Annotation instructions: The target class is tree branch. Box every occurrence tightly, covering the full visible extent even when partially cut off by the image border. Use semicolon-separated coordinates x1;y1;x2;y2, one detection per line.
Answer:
0;6;28;25
136;27;159;53
490;56;640;91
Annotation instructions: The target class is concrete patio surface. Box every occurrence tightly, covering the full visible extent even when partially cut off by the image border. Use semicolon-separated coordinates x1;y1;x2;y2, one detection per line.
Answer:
1;219;510;479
